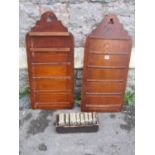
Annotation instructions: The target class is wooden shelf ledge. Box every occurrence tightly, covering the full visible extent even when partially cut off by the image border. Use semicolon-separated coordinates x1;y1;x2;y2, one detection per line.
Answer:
30;48;70;52
88;65;126;69
29;32;70;36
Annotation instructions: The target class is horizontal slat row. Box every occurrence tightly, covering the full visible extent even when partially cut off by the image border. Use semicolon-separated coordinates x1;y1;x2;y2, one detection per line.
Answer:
30;47;70;52
29;32;70;36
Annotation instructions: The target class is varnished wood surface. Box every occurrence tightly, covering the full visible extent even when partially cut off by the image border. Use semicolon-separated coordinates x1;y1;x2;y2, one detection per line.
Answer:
88;54;128;67
31;52;69;63
26;11;74;109
87;68;126;80
30;47;70;52
29;32;70;36
81;14;132;112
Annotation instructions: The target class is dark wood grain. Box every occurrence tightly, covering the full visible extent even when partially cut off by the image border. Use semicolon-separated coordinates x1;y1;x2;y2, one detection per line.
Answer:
26;11;74;109
81;14;132;112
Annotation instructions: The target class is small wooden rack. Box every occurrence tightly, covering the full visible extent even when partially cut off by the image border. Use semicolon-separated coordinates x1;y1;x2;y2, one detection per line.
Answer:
56;113;99;133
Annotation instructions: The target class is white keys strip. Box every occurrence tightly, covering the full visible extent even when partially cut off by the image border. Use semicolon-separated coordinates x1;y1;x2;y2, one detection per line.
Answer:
84;112;89;125
92;112;97;124
65;113;69;125
76;113;80;125
80;113;85;125
59;113;65;126
70;113;76;125
88;112;93;124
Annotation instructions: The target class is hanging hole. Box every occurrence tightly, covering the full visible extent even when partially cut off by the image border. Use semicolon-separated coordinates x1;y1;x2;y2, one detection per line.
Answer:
109;18;114;24
47;16;52;23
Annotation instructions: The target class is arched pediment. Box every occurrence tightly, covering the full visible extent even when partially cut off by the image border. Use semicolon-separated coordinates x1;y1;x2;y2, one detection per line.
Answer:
90;14;131;40
30;11;68;32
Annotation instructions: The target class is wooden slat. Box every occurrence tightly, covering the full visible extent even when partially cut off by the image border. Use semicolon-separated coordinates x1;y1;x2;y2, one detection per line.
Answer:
90;51;129;55
30;48;70;52
85;104;120;108
88;65;126;69
86;92;122;96
88;54;128;67
87;68;126;80
32;62;71;65
33;90;71;93
32;78;71;91
35;103;72;109
37;102;70;105
29;32;70;36
32;76;71;79
35;92;71;103
86;82;123;93
32;65;68;77
85;95;123;105
87;79;124;82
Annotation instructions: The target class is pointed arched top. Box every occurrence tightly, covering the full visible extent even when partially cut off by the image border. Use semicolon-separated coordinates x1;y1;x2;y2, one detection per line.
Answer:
30;11;68;32
90;14;131;40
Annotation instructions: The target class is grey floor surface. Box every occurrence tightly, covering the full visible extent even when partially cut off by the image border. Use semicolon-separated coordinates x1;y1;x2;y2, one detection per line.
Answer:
19;107;134;155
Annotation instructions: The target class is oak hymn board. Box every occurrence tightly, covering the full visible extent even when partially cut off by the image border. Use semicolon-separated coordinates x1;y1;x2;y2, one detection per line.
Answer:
26;11;74;109
81;15;132;112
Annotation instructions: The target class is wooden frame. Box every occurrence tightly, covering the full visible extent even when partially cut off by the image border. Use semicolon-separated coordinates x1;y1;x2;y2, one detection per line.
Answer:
26;11;74;109
81;14;132;112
